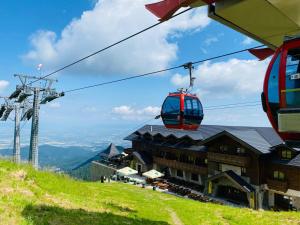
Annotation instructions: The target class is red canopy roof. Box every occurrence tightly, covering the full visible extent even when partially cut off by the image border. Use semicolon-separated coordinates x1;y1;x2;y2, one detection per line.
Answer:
145;0;216;21
248;48;275;61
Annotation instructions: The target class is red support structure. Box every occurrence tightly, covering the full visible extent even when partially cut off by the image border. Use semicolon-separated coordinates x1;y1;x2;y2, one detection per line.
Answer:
145;0;216;21
248;48;275;61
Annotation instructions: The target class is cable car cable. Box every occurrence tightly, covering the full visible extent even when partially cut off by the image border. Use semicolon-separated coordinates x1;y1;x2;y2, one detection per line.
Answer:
191;45;264;65
27;7;193;85
205;101;260;109
205;103;261;110
64;45;265;93
64;65;183;93
111;102;262;136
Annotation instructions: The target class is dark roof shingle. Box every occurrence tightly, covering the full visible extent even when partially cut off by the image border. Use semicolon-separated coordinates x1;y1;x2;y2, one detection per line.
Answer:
100;143;123;158
271;153;300;168
125;125;283;154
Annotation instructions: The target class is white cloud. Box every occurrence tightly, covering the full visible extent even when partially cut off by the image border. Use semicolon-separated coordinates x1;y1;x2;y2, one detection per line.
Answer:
0;80;9;93
242;37;254;45
204;37;218;46
141;106;161;115
171;58;269;98
112;105;134;115
82;106;98;113
112;105;160;120
23;0;210;76
48;102;61;109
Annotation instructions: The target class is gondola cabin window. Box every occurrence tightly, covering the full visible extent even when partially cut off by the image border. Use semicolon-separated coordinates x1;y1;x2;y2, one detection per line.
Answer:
161;96;180;125
284;48;300;108
268;53;281;124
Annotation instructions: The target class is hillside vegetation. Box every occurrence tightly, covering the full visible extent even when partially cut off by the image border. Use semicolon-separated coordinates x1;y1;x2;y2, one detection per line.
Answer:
0;160;299;225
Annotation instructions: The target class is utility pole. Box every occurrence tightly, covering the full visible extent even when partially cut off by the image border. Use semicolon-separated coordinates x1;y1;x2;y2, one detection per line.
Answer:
29;87;40;169
13;104;21;163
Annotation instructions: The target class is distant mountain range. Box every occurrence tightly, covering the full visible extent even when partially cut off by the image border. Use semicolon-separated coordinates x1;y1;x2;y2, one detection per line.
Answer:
70;143;124;180
0;145;106;171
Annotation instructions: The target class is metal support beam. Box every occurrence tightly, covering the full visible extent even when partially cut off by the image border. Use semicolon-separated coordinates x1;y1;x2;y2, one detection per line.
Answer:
13;104;21;163
29;88;40;169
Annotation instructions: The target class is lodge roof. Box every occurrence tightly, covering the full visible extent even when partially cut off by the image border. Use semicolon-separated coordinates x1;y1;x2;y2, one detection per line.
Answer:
100;143;123;158
208;170;256;193
132;151;153;165
72;143;124;171
271;154;300;168
124;125;283;154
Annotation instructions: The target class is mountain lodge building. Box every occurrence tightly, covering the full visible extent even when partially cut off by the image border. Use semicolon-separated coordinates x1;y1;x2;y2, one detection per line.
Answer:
125;125;300;210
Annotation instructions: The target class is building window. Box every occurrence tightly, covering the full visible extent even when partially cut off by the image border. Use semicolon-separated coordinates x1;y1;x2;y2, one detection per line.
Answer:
191;173;199;182
241;167;246;176
179;154;188;163
204;158;208;164
188;155;195;164
159;151;166;158
218;163;222;171
281;150;292;159
220;145;228;152
176;170;183;177
273;171;285;181
166;152;176;160
237;147;245;154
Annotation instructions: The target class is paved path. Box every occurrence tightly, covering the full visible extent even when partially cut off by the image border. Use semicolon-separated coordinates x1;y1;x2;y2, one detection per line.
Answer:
167;208;184;225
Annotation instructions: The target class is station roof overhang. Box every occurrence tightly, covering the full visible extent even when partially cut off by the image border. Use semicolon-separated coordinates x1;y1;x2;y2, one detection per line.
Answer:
146;0;300;49
209;0;300;49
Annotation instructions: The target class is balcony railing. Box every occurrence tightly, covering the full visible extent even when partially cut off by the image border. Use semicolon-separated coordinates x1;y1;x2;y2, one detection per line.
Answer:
153;157;207;175
267;178;288;193
207;152;250;167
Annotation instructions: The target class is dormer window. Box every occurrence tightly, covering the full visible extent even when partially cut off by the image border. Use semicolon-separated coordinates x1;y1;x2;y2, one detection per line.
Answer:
167;136;177;145
281;149;292;159
144;133;152;141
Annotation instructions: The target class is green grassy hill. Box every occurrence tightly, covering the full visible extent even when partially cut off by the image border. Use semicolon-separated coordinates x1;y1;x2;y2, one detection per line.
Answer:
0;160;299;225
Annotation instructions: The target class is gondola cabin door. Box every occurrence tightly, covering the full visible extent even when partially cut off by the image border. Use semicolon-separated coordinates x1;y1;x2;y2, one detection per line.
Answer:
263;38;300;143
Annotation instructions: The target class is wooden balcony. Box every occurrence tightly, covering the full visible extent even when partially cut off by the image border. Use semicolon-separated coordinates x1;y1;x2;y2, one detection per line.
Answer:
207;152;250;167
267;178;288;193
153;157;207;175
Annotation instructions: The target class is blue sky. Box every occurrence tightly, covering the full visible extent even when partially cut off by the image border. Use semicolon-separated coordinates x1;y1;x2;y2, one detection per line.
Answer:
0;0;271;147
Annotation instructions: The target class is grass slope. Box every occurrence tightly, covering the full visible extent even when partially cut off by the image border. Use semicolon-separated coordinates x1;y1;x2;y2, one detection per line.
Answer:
0;160;299;225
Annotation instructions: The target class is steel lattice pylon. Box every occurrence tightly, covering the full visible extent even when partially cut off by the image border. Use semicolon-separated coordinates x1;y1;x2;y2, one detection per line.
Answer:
29;87;40;169
13;104;20;163
0;74;63;169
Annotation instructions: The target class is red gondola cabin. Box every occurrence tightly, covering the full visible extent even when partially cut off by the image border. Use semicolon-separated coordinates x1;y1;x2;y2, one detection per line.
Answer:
262;36;300;144
161;91;204;130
